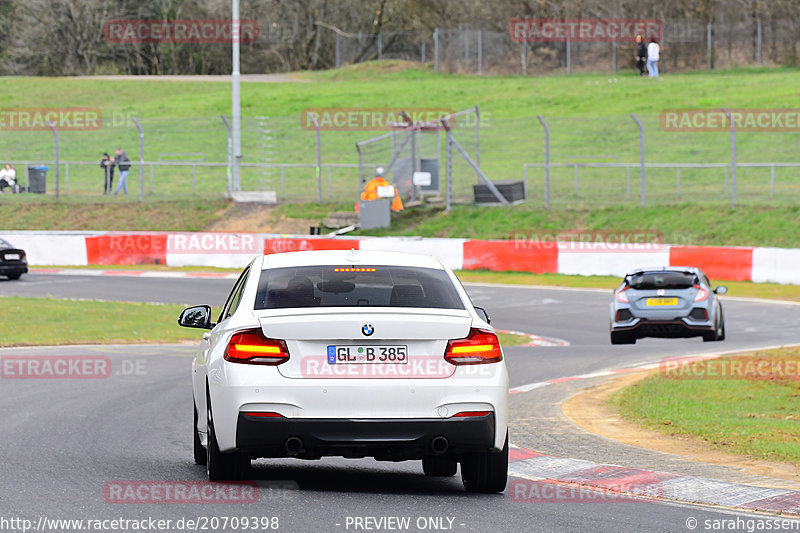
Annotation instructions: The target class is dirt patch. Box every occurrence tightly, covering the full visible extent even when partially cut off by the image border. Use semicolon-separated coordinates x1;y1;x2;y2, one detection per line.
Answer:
207;203;317;234
563;371;800;485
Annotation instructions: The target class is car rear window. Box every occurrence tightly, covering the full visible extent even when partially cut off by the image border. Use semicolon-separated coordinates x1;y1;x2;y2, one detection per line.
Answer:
254;265;465;310
629;271;696;290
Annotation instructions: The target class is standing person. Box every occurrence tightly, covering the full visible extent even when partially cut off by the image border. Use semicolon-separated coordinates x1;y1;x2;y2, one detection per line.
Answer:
113;147;131;195
100;152;115;194
647;38;660;78
635;35;647;76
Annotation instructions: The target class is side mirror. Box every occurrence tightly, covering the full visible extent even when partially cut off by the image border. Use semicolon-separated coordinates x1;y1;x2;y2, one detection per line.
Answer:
713;286;728;295
474;306;491;324
178;305;214;329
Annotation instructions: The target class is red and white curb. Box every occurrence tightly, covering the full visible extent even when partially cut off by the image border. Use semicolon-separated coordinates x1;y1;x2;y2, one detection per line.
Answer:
495;329;570;347
508;444;800;515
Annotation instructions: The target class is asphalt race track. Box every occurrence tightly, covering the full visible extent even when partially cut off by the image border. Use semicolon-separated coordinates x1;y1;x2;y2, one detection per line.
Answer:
2;272;800;532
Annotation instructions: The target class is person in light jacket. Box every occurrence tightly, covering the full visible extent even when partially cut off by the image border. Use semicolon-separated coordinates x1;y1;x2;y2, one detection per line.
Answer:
647;39;660;78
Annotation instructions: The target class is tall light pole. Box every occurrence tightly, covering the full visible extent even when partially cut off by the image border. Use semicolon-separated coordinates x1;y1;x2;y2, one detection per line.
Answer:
232;0;242;191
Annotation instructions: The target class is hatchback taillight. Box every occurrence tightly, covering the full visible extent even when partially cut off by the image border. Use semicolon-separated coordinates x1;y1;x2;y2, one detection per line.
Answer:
694;285;709;302
224;328;289;365
615;287;630;303
444;328;503;365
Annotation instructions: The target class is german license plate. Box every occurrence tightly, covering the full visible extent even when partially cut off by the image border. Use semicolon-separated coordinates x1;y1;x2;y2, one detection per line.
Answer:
4;254;19;260
327;345;408;364
646;298;678;306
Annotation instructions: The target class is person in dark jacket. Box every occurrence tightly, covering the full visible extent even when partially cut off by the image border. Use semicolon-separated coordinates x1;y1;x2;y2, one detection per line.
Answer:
113;148;131;195
635;35;647;76
100;152;115;194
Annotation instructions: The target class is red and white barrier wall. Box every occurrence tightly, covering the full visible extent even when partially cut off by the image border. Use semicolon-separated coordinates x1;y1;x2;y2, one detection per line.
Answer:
1;231;798;285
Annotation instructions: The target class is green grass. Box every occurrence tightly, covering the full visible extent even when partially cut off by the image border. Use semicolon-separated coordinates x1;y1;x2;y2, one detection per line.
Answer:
355;203;800;248
1;296;197;346
1;63;799;203
611;348;800;463
2;294;531;347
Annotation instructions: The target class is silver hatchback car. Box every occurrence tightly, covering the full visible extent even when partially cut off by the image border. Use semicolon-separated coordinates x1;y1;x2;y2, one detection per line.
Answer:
609;267;727;344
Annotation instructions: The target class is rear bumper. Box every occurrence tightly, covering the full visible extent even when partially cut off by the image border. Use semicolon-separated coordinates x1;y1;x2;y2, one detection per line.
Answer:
611;317;713;338
235;412;496;460
0;263;27;276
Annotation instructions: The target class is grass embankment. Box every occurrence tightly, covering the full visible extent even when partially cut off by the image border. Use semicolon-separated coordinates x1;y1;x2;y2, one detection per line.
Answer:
2;295;533;347
1;297;195;346
611;347;800;463
1;64;799;201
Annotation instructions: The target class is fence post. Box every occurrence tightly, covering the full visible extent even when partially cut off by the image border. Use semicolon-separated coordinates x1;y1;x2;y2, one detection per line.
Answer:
573;165;579;194
46;120;59;201
475;105;481;169
434;28;439;72
521;38;527;75
309;114;322;202
336;32;341;68
220;115;232;195
631;113;646;206
612;40;617;73
445;135;452;211
722;108;737;206
757;20;762;64
421;41;426;64
566;36;572;75
537;115;550;208
477;29;483;74
132;117;145;202
707;23;713;70
377;31;383;60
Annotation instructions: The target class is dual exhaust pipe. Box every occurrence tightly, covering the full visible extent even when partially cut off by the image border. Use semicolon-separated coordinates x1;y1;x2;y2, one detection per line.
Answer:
285;435;449;456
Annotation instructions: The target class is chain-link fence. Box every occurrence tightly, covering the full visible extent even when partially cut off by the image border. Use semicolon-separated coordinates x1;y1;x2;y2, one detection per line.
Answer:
317;18;800;75
3;107;799;206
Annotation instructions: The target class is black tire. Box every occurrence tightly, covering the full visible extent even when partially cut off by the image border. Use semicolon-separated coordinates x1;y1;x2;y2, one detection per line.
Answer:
422;455;458;477
703;313;725;342
6;273;21;280
193;402;207;466
206;391;249;481
610;332;636;345
460;434;508;493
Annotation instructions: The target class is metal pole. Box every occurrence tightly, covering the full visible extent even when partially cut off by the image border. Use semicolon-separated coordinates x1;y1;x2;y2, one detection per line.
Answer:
722;108;737;206
132;117;145;201
328;166;332;200
770;165;775;198
521;40;527;76
310;114;322;202
757;20;762;64
336;32;341;68
631;113;646;206
566;37;571;75
707;23;712;70
445;135;452;211
627;167;631;197
475;105;481;169
537;115;550;208
150;163;154;194
612;40;617;73
377;31;383;60
463;25;469;64
724;167;728;196
221;115;232;195
280;166;285;200
677;167;681;197
46;120;59;201
573;165;578;194
232;0;242;191
433;28;439;72
421;41;426;64
477;29;483;74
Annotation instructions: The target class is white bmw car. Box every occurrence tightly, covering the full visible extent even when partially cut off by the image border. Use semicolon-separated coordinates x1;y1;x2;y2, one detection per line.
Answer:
179;250;509;493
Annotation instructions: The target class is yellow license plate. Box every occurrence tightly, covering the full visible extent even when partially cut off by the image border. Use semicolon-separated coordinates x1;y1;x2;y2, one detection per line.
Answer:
646;298;678;306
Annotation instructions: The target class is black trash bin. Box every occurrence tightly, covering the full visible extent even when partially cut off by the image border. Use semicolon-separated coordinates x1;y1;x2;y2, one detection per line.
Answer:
27;166;49;194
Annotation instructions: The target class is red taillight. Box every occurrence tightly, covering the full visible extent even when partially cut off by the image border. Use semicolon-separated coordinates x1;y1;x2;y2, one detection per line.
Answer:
694;286;708;302
243;411;284;418
451;411;491;418
444;328;503;366
615;288;629;303
224;328;290;365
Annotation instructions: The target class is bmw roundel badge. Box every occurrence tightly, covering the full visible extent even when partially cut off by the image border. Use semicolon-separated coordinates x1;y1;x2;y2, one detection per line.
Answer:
361;323;374;336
